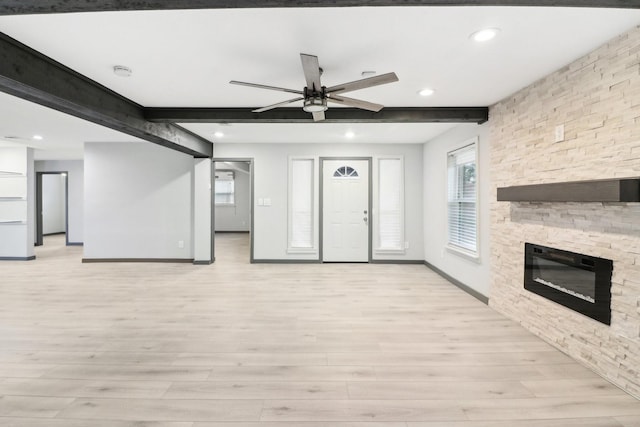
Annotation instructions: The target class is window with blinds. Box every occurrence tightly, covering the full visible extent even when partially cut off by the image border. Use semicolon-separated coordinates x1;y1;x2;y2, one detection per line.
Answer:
215;170;235;205
447;142;477;253
288;158;314;251
376;157;404;252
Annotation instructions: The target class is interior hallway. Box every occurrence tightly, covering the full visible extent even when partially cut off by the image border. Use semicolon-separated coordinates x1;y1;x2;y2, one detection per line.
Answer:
0;233;639;426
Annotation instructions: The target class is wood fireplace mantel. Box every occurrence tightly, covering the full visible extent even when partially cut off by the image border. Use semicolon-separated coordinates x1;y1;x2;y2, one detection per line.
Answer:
497;178;640;202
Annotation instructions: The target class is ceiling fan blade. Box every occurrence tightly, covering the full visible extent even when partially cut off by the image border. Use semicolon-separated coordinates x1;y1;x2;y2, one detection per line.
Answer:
300;53;322;92
230;80;303;95
312;111;325;122
327;94;384;112
252;97;304;113
326;72;399;94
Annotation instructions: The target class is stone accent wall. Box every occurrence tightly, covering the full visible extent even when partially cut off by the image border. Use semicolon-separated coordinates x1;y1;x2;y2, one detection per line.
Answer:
490;26;640;397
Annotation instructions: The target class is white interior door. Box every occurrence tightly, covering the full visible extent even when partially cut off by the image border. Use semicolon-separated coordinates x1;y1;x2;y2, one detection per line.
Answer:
322;159;369;262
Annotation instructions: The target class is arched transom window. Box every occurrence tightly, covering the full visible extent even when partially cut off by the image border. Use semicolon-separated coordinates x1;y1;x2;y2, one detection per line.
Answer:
333;166;359;178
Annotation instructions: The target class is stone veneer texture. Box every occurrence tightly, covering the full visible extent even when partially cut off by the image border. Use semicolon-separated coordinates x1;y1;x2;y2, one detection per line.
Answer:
489;26;640;398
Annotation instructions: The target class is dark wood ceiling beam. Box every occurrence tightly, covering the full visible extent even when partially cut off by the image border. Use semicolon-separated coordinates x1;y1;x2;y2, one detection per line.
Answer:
144;107;489;124
1;0;638;14
0;32;212;158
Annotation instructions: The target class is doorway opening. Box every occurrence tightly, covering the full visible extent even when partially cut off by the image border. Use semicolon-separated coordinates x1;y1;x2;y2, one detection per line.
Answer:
212;158;254;263
35;171;69;246
320;157;372;263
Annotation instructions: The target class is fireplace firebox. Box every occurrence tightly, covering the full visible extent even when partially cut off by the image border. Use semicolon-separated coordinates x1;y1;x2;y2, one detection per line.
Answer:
524;243;612;325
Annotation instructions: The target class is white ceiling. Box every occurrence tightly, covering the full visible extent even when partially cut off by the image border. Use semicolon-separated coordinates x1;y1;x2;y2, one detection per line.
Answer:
0;6;639;158
0;92;142;160
182;122;460;145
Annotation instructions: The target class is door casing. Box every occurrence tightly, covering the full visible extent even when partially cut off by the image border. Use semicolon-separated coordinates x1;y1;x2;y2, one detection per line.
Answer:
319;157;372;263
211;157;254;263
35;171;69;246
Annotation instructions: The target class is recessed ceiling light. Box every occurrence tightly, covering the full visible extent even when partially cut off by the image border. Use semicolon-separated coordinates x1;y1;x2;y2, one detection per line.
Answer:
113;65;132;77
32;135;43;140
470;28;500;42
214;132;224;138
345;131;355;139
418;88;435;97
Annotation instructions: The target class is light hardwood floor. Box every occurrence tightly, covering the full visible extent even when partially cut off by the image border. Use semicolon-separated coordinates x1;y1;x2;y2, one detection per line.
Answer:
1;233;639;426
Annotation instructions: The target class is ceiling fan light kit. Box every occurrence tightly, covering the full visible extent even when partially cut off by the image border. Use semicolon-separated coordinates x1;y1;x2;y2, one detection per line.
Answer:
303;97;328;113
230;53;398;122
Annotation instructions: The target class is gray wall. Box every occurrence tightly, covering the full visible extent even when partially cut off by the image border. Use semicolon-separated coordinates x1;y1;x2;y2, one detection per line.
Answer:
193;158;213;263
42;174;66;234
84;141;193;260
422;122;490;297
36;160;84;244
215;164;250;232
214;143;424;261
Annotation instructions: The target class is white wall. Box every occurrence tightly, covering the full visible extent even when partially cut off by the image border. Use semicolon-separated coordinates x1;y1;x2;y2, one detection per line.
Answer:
42;174;66;234
36;160;84;244
214;143;424;261
0;147;34;259
423;122;491;297
215;164;251;232
84;141;194;260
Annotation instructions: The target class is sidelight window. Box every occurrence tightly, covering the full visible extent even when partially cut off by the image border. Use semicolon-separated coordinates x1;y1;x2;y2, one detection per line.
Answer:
375;156;404;252
288;158;315;252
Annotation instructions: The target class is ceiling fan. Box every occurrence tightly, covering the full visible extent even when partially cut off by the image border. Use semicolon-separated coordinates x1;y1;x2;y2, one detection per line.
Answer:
230;53;399;122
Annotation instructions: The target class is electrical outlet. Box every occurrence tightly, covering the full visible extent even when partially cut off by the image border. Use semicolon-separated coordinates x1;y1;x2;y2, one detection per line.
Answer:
405;241;409;249
178;240;184;249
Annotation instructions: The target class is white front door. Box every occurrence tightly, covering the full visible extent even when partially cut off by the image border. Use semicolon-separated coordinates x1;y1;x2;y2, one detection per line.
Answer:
322;159;369;262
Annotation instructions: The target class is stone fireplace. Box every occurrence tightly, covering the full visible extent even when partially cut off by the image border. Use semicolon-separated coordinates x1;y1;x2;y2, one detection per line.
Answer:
489;26;640;398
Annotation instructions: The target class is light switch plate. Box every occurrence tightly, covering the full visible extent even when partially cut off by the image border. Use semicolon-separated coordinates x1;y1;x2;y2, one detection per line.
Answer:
554;124;565;143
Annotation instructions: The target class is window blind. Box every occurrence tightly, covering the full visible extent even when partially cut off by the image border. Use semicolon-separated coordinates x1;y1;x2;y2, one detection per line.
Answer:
378;157;403;251
447;144;477;253
289;159;313;249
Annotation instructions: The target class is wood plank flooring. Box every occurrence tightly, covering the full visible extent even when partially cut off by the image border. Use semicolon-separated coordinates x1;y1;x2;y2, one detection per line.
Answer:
1;233;639;426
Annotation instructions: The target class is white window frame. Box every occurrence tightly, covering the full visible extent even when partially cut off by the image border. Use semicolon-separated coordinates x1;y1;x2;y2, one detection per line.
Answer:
214;170;235;206
446;137;479;260
287;157;317;254
373;155;405;254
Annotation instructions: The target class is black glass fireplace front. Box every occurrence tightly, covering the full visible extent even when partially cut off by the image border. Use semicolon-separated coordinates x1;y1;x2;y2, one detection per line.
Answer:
524;243;612;325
